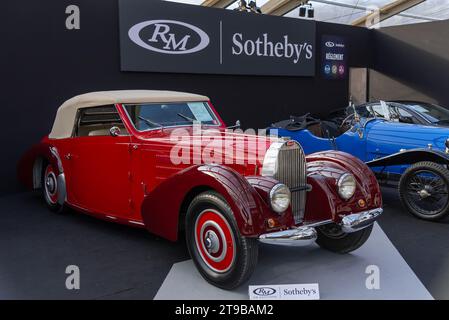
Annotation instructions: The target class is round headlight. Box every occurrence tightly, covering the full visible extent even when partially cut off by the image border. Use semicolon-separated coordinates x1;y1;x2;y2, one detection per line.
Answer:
270;184;291;213
337;173;356;200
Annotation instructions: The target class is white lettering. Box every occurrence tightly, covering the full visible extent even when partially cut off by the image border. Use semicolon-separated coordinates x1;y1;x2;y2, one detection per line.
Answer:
65;5;80;30
231;33;313;64
65;265;80;290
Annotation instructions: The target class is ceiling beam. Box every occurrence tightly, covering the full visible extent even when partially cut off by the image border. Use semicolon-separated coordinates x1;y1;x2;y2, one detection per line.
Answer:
201;0;237;8
351;0;426;27
313;0;439;22
261;0;309;16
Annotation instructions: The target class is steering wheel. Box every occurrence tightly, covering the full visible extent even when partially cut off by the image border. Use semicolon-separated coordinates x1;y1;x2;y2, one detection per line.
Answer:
286;114;321;130
339;113;355;131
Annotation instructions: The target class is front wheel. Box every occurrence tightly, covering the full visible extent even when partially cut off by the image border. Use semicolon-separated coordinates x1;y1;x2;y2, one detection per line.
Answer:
185;191;258;290
316;223;373;253
399;161;449;221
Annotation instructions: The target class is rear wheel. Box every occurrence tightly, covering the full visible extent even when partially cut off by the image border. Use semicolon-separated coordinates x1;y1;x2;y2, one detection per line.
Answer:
399;161;449;221
185;191;258;289
42;163;64;213
316;223;373;253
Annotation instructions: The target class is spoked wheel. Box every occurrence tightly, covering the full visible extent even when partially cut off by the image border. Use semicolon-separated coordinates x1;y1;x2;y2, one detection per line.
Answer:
316;223;373;254
42;163;64;213
185;191;258;290
399;161;449;221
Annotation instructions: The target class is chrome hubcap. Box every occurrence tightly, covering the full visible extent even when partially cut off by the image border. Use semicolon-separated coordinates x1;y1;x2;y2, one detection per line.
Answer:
45;172;57;196
418;185;432;199
205;230;219;254
46;176;56;194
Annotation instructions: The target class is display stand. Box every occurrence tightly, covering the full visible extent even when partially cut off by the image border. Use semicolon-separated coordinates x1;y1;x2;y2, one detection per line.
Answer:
155;224;432;300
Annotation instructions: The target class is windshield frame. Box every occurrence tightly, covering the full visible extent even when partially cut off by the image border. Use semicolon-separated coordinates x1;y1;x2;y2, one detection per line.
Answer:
122;101;222;133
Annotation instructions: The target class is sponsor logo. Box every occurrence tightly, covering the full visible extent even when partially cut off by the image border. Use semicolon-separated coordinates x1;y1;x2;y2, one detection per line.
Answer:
332;65;338;74
128;20;210;54
253;287;277;296
324;64;331;74
338;64;345;75
249;283;320;300
325;41;335;48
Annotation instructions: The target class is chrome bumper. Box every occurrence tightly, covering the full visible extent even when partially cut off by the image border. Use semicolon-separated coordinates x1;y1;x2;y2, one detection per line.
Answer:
258;208;382;246
258;226;317;247
340;208;383;233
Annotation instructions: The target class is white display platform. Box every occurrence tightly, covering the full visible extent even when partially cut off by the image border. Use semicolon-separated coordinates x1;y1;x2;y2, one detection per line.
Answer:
155;223;433;300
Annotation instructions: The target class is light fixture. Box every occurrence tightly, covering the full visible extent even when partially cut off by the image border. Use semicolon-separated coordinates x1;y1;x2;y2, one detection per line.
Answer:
234;0;261;13
299;3;314;20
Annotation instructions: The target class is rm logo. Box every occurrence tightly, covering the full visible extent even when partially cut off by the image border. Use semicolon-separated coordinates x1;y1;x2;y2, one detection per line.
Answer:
128;20;210;55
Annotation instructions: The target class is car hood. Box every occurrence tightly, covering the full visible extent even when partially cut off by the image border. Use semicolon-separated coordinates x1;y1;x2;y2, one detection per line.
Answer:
135;126;281;175
367;120;449;151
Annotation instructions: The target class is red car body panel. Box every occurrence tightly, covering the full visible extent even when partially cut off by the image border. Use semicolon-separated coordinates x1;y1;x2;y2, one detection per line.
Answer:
18;100;382;242
305;151;382;222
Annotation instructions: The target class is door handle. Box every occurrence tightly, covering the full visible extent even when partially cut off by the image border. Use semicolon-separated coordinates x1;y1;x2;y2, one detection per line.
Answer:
65;153;72;160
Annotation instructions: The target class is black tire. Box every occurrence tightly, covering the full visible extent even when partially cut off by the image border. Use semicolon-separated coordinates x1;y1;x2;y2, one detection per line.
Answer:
316;223;373;254
399;161;449;221
185;191;258;290
41;162;64;213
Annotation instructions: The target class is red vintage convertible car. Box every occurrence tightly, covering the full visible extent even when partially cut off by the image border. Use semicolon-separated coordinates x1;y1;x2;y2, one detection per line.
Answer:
18;90;383;289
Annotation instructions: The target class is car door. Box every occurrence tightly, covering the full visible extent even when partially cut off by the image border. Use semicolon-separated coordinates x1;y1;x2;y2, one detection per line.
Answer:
66;105;133;219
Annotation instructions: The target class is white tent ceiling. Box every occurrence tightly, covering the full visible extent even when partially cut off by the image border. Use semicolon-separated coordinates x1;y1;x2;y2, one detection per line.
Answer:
166;0;449;27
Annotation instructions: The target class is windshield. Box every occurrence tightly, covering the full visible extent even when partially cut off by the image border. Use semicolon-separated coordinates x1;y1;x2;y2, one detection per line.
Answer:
124;102;220;131
403;102;449;123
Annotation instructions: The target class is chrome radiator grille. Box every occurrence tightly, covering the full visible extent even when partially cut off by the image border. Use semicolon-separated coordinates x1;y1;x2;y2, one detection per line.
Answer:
274;142;307;224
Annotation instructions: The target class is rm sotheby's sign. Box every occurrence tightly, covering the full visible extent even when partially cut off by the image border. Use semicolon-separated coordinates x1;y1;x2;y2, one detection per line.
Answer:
119;0;316;76
249;283;320;300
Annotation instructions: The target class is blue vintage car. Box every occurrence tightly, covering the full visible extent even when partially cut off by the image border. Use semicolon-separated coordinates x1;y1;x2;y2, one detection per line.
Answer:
268;108;449;221
329;100;449;127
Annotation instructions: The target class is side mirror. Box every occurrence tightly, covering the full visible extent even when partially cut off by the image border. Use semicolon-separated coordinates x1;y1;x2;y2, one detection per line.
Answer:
227;120;241;129
110;126;121;137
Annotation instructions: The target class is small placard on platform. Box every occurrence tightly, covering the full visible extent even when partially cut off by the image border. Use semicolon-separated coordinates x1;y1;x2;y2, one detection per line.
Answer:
249;284;320;300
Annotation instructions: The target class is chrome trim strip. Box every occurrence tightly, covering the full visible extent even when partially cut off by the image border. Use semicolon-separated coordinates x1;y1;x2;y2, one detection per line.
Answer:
128;220;145;226
49;147;64;173
258;226;317;247
261;141;284;177
303;219;333;228
340;208;383;233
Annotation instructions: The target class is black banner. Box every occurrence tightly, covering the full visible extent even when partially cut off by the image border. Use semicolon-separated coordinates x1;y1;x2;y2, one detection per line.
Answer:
119;0;316;76
321;35;347;80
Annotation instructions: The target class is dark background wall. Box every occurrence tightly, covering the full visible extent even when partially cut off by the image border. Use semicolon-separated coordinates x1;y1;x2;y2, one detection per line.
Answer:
371;20;449;105
2;0;372;195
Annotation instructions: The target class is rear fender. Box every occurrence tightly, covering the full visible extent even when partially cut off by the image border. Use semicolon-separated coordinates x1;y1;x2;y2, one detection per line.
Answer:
17;142;66;204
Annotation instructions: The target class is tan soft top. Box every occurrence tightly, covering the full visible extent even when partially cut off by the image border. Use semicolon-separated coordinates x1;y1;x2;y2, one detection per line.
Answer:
49;90;209;139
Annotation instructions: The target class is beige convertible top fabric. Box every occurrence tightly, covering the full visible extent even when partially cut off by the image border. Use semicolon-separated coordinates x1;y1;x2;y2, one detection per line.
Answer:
48;90;209;139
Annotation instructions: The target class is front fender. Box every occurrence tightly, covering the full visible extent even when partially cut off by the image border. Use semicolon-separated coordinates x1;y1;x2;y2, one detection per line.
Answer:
366;148;449;167
305;151;382;222
140;165;286;242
